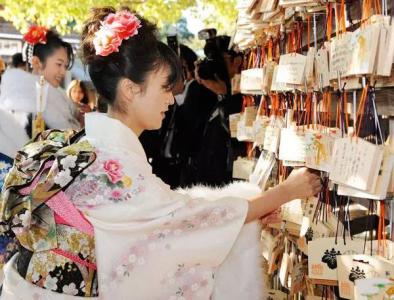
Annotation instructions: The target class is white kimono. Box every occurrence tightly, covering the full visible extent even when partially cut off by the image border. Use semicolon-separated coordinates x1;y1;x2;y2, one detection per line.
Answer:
1;113;265;300
0;109;28;158
0;68;80;132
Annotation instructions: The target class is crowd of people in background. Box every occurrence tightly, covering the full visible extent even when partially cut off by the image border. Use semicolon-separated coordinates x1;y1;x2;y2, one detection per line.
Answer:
140;37;247;189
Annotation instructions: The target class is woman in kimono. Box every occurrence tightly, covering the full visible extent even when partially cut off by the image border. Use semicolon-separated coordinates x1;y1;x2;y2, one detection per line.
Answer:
0;7;321;299
0;28;80;279
0;26;80;139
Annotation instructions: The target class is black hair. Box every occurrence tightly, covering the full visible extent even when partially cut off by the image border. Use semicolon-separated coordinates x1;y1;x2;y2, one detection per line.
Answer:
96;95;109;113
179;44;197;74
29;30;74;70
81;7;182;109
11;52;25;68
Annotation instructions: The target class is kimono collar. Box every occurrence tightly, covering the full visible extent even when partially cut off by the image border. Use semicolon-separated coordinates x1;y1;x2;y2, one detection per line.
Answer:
85;112;147;160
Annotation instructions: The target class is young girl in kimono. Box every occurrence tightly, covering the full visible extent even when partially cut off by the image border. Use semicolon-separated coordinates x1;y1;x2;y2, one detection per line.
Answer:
0;26;80;139
0;7;321;299
0;28;81;275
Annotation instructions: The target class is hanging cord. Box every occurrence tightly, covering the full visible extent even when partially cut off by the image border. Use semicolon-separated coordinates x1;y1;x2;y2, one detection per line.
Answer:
257;95;269;117
301;92;312;130
323;91;332;129
313;13;318;49
325;3;334;42
313;175;331;226
362;0;372;24
354;84;383;144
296;20;303;53
364;200;375;255
354;84;369;138
338;0;347;36
361;0;380;25
342;87;349;134
294;93;301;126
246;142;254;161
270;93;281;117
335;85;349;137
370;86;384;144
278;160;289;184
335;195;351;245
307;14;311;50
374;0;382;15
345;197;353;240
378;200;387;257
267;38;273;62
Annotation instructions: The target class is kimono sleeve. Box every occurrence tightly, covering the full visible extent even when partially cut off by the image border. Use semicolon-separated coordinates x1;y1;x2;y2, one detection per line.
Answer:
85;193;248;299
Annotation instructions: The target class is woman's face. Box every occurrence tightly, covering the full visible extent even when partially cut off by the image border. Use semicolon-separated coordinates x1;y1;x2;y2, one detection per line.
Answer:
70;85;85;103
41;47;69;88
128;66;175;133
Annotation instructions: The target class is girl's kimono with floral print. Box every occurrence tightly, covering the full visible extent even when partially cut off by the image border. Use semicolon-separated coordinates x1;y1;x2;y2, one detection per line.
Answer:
0;113;263;300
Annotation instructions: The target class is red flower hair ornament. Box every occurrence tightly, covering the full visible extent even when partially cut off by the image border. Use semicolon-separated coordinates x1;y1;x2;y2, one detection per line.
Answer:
23;25;48;45
22;25;49;67
93;10;141;57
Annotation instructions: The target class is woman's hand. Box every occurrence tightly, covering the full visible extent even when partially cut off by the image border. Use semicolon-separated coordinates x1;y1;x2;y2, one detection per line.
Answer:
281;168;321;200
261;209;281;224
246;167;321;223
77;103;92;114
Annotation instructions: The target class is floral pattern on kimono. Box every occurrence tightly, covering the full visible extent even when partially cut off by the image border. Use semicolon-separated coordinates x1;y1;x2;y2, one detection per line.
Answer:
67;153;142;208
0;129;99;297
25;224;98;297
163;264;216;300
69;113;250;299
99;199;239;298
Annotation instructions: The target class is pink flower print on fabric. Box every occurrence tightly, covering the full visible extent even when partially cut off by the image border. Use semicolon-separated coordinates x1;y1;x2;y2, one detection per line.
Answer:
110;189;123;200
103;159;123;183
163;264;215;300
105;205;237;287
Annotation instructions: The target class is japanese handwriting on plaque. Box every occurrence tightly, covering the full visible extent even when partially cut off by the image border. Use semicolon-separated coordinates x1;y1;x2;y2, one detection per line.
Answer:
329;138;383;191
277;53;307;85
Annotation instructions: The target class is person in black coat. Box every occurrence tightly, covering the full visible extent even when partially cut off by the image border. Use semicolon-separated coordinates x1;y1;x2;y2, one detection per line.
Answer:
140;44;218;188
195;36;244;187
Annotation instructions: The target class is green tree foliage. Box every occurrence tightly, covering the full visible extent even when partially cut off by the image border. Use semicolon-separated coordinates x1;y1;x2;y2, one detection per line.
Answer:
160;17;195;43
0;0;237;35
189;0;238;35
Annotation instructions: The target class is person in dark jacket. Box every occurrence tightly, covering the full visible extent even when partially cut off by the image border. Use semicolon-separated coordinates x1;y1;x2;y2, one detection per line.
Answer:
195;35;244;187
140;44;218;188
174;45;218;187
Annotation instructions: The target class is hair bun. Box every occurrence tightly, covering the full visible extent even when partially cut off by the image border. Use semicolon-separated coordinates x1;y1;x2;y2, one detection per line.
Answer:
79;7;178;106
80;7;116;64
45;30;60;41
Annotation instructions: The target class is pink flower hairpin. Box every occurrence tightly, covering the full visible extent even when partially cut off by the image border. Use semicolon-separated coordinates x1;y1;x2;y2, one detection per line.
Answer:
93;10;141;57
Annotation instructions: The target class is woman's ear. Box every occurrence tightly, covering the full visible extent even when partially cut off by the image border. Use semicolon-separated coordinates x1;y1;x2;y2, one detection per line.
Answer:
30;56;42;73
118;78;141;105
